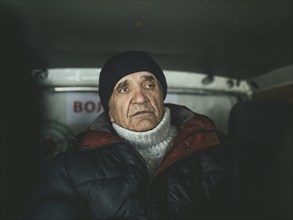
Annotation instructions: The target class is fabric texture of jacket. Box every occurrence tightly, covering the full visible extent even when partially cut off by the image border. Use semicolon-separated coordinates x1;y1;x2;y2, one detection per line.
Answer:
28;104;239;220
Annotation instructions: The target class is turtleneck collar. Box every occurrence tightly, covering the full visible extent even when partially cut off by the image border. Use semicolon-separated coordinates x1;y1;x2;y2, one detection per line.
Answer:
112;107;172;148
112;107;178;176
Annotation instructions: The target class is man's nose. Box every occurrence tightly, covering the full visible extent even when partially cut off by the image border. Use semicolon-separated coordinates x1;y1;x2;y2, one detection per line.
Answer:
131;88;147;104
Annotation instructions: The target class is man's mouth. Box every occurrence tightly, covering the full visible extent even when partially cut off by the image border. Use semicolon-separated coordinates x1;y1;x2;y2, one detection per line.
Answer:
131;110;153;117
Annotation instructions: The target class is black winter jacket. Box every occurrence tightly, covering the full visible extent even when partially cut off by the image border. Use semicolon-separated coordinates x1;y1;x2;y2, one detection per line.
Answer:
28;104;239;220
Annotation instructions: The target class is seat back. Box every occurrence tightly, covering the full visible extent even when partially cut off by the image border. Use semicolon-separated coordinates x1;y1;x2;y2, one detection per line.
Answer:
228;100;292;219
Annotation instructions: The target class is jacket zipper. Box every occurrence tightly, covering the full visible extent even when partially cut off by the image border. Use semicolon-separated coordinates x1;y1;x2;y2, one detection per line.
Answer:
131;148;154;220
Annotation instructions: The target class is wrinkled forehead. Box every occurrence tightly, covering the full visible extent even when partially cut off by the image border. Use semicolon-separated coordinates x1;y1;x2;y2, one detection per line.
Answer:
114;71;158;88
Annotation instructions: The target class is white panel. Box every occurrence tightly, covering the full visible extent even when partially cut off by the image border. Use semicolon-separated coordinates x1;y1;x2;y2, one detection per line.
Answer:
32;68;251;94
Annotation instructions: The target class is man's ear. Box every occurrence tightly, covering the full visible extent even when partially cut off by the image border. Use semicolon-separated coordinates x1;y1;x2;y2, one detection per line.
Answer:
108;111;114;122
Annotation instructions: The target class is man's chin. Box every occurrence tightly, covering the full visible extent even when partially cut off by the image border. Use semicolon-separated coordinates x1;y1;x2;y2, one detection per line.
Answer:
129;120;158;132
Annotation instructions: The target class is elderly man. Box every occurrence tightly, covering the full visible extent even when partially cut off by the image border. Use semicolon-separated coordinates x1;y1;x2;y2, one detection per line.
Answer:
28;51;239;219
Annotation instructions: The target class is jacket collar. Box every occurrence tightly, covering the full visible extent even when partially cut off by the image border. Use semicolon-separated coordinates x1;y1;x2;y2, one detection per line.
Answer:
80;104;220;154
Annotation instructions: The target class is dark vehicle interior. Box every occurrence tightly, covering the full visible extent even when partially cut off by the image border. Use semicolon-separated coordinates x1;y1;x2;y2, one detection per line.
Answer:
1;1;292;219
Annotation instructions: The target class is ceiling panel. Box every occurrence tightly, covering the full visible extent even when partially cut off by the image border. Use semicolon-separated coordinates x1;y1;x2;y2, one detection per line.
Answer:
1;0;292;80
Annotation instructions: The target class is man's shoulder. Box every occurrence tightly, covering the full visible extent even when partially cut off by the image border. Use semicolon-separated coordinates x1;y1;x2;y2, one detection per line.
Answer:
166;103;215;127
67;130;123;151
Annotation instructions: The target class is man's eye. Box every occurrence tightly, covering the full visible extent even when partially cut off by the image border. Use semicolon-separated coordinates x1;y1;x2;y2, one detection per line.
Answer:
144;82;155;89
118;86;128;93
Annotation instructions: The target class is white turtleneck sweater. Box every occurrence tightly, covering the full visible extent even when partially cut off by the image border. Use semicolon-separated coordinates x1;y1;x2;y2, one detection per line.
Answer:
112;107;178;176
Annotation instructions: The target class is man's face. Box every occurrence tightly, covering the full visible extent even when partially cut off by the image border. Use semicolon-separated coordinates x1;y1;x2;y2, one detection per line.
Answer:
108;71;165;132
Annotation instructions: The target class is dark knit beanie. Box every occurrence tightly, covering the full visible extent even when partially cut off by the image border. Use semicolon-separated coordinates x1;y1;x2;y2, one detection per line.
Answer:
99;51;167;111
